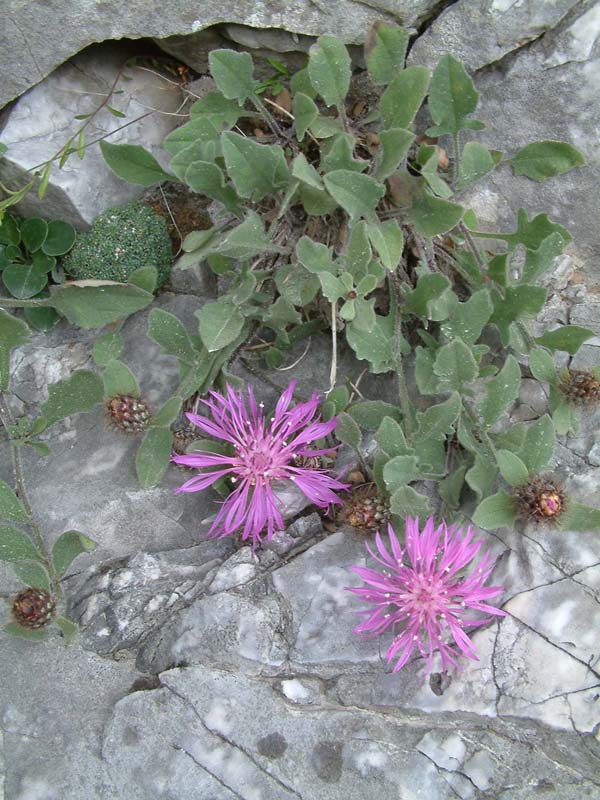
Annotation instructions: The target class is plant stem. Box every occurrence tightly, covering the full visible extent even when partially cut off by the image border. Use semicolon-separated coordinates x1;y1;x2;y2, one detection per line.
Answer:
452;132;461;184
459;222;486;271
0;393;60;599
251;96;284;138
388;274;414;437
0;296;50;309
327;301;338;395
462;403;497;462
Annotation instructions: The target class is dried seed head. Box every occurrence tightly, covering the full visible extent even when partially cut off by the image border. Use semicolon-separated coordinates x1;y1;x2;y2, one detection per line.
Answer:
558;369;600;406
107;395;151;434
512;476;566;524
12;588;56;629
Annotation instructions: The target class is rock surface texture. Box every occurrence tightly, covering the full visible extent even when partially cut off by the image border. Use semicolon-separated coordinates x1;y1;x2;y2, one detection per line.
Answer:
1;2;600;799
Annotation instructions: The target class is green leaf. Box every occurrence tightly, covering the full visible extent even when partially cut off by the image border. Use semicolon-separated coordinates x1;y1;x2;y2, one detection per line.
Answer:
375;416;412;457
529;348;557;383
0;480;29;524
390;485;431;519
334;411;361;449
522;232;566;284
558;502;600;532
128;266;158;294
102;359;140;398
221;132;289;201
511;140;585;182
490;285;547;345
476;355;521;426
472;490;517;529
427;54;483;136
346;313;396;373
55;616;78;644
438;463;467;509
164;117;221;158
135;427;174;489
465;453;497;501
455;142;498;190
23;304;60;332
290;66;317;98
318;272;346;303
151;396;183;428
147;308;197;364
275;264;320;306
417;392;461;440
408;190;464;237
184;161;242;214
326;386;350;414
403;273;452;320
323;170;385;220
196;301;245;352
49;283;153;328
380;67;430;130
39;370;103;429
296;237;336;274
42;220;76;256
93;330;124;366
365;21;409;85
0;526;42;562
433;339;478;391
0;214;21;246
366;220;404;270
496;449;529;487
383;455;419;492
417;144;452;198
20;218;48;253
535;325;595;355
551;398;578;436
292;92;318;142
99;141;174;186
52;530;96;576
189;91;243;126
308;35;351;108
309;115;343;139
3;622;49;640
320;134;366;174
2;262;48;299
347;401;401;430
215;213;277;260
518;415;555;475
298;183;339;216
291;152;324;189
345;221;371;280
440;289;493;345
263;296;301;330
414;346;440;395
375;128;415;180
209;49;255;100
11;560;51;591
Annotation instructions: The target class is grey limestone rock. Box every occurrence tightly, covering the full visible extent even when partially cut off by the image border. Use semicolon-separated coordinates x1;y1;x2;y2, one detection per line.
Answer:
0;42;183;227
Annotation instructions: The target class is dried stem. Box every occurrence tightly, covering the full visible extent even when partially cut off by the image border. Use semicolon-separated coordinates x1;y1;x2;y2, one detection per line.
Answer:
327;302;338;395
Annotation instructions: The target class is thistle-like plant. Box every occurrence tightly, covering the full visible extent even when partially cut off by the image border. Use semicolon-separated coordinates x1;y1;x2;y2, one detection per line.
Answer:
98;23;600;530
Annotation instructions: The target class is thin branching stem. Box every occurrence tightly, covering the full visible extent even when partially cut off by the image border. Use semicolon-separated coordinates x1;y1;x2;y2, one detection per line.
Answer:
459;222;486;271
0;393;60;599
327;302;338;395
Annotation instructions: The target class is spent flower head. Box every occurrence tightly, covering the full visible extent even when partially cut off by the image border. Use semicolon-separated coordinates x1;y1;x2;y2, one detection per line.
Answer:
172;381;348;547
348;517;506;674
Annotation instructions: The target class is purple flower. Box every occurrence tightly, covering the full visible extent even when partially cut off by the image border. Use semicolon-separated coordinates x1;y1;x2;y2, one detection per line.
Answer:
172;381;348;547
348;517;506;674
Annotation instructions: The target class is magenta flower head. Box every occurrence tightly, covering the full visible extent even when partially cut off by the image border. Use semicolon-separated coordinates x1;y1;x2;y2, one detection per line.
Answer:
172;381;348;547
348;517;506;674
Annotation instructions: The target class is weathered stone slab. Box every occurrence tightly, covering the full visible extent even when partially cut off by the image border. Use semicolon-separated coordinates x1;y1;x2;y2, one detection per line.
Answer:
0;0;439;110
0;42;183;227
